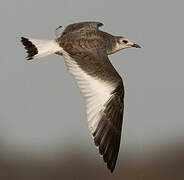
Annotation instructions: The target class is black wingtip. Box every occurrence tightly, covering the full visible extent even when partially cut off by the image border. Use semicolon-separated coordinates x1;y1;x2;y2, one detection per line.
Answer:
97;22;104;27
21;37;38;60
56;25;62;30
93;126;120;173
92;87;124;173
110;168;114;173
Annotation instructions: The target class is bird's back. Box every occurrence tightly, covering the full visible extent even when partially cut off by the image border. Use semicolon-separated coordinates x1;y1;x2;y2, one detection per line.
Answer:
56;29;117;55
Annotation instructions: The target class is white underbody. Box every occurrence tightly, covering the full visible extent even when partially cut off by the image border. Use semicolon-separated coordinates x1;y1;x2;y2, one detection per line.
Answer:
61;49;114;134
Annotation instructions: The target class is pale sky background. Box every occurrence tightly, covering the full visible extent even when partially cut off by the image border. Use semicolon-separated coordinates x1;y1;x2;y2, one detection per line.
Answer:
0;0;184;167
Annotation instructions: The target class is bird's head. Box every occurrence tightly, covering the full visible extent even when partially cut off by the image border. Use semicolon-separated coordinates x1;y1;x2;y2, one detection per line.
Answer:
115;36;141;51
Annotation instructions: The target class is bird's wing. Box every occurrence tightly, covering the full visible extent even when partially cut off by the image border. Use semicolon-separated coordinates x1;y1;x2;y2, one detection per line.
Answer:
62;21;103;35
62;46;124;172
55;26;65;38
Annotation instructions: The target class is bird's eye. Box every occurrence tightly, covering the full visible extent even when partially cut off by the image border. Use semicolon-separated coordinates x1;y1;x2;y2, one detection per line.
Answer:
123;40;128;44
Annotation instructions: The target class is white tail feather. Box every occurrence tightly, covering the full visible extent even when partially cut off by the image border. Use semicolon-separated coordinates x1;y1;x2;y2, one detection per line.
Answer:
21;37;62;60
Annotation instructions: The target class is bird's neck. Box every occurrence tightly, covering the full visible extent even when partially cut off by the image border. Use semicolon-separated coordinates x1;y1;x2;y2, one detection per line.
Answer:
104;34;120;55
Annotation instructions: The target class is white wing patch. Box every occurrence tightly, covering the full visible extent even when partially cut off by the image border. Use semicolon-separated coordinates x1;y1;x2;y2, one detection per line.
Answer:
62;51;114;134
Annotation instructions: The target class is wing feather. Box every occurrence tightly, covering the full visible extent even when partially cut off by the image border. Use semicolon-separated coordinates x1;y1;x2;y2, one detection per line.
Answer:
62;21;103;35
61;40;124;172
55;26;65;38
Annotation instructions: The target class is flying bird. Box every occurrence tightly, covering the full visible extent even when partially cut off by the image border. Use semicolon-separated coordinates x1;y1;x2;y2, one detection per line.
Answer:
20;21;141;172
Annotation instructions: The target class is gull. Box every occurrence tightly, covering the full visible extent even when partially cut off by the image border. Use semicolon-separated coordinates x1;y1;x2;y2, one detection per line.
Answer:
20;21;141;172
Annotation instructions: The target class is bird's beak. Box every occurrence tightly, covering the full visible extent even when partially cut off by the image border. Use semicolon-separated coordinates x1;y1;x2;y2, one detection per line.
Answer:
132;43;141;48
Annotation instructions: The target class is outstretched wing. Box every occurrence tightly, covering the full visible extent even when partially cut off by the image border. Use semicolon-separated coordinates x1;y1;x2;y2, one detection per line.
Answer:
62;44;124;172
62;21;103;35
55;21;103;39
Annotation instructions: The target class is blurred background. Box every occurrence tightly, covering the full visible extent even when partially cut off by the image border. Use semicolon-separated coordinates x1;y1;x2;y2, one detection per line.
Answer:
0;0;184;179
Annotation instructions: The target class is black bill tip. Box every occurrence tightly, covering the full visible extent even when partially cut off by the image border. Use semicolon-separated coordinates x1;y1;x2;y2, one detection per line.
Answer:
132;43;141;48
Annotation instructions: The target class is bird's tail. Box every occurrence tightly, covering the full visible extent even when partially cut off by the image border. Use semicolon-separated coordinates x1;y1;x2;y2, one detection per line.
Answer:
21;37;62;60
